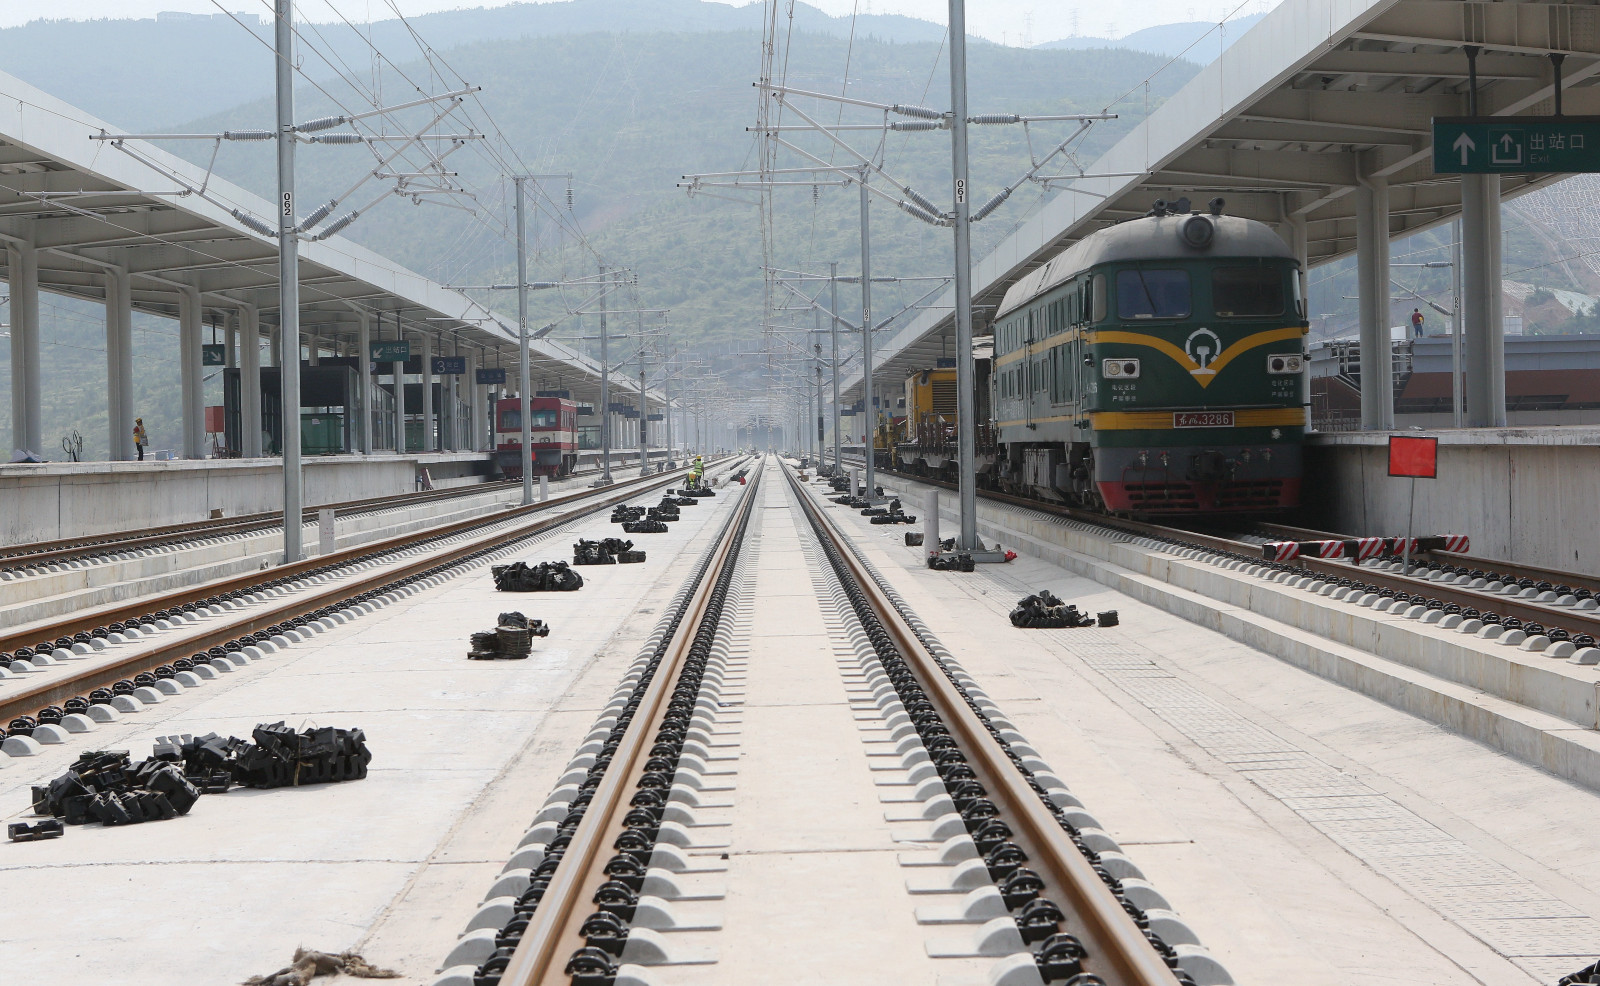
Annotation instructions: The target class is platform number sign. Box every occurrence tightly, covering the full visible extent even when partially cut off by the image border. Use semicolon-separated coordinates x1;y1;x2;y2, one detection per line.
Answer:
1387;435;1438;478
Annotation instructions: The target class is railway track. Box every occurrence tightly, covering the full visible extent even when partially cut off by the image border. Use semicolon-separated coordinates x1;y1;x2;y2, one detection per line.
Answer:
0;461;652;576
0;458;742;727
1252;520;1600;601
449;458;1195;986
849;460;1600;656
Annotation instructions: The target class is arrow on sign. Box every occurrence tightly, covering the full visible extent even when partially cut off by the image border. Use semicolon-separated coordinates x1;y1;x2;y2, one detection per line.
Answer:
1453;132;1476;165
1500;133;1516;152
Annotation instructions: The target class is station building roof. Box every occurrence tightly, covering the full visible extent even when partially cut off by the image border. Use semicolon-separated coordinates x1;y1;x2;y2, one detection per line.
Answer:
0;68;651;408
850;0;1600;396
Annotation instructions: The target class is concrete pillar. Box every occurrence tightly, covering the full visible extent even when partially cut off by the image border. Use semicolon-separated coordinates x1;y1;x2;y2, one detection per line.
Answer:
266;326;280;368
420;331;434;452
224;319;237;368
447;340;460;451
1462;173;1505;428
1286;212;1312;429
1355;175;1394;430
7;240;41;457
307;334;320;367
105;266;135;460
392;319;406;453
178;285;204;459
356;311;373;454
241;305;263;457
466;352;481;451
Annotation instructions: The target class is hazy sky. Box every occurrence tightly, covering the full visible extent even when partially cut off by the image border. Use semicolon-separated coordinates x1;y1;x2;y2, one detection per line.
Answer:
0;0;1277;44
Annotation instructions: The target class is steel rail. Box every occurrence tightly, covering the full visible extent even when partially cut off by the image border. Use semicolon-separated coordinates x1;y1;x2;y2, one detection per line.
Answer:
1254;521;1600;596
0;462;733;724
0;462;727;653
858;460;1600;642
495;464;763;986
787;464;1181;986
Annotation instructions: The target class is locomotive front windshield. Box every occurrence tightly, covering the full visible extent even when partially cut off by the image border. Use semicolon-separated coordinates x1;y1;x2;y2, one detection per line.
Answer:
1115;268;1190;319
1212;266;1285;317
498;408;560;430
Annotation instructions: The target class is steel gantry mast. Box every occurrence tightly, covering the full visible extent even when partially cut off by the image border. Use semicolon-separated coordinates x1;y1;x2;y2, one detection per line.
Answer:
274;0;302;564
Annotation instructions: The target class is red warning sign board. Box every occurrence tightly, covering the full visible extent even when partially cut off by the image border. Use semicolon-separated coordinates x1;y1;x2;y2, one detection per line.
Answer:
1388;435;1438;478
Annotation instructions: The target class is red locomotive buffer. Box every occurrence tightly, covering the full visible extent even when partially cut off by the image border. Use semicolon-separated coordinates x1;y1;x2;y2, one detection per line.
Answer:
496;396;579;479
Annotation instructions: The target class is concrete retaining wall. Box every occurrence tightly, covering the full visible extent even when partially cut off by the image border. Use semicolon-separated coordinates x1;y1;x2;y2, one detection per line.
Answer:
0;452;492;544
1304;427;1600;574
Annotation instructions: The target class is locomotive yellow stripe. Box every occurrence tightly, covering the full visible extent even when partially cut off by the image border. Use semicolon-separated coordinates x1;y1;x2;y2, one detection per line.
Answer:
991;324;1307;385
993;408;1305;429
1088;407;1307;430
1087;325;1306;388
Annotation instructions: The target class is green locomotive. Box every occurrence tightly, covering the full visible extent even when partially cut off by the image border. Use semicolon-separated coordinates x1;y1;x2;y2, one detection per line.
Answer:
991;199;1308;514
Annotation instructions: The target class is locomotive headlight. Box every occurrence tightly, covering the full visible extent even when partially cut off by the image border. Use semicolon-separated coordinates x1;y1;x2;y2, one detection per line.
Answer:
1103;358;1140;379
1267;353;1305;374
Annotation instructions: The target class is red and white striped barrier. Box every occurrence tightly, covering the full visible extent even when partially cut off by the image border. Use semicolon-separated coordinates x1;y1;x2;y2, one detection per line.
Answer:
1265;541;1300;562
1259;534;1470;563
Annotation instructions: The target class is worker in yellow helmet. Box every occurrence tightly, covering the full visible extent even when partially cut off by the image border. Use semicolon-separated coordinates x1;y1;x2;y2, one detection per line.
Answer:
689;455;704;488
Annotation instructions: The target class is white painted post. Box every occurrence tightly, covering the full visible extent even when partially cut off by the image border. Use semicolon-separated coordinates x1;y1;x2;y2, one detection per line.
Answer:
924;490;941;555
318;508;336;556
539;475;549;502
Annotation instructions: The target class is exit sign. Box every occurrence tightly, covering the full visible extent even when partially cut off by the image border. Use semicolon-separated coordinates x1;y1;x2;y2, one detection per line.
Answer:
1433;116;1600;173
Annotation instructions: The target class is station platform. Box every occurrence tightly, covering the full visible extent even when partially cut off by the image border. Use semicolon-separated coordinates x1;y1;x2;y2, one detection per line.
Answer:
0;450;668;545
1305;425;1600;574
0;452;493;544
5;456;1597;985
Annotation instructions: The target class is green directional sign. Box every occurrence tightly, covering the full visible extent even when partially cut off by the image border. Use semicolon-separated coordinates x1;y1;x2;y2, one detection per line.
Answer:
370;340;411;362
1434;116;1600;173
201;344;226;366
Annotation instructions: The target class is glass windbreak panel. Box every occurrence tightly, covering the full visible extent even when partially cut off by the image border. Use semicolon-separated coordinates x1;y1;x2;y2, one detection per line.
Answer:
1116;268;1190;319
529;410;558;428
1212;266;1285;317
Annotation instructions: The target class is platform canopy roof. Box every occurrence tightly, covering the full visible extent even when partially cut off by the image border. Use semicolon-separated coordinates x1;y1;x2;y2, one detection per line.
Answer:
0;68;657;408
848;0;1600;399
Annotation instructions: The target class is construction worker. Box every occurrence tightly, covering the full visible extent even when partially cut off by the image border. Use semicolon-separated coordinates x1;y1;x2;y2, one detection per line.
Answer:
1411;308;1425;337
133;417;149;461
689;455;704;488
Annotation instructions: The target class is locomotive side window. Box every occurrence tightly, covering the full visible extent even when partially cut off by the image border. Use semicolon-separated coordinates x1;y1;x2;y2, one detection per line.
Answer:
1089;274;1106;322
1212;266;1285;317
1115;268;1190;319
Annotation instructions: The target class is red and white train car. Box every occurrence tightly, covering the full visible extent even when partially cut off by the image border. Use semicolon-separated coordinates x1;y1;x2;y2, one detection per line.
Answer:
495;395;578;479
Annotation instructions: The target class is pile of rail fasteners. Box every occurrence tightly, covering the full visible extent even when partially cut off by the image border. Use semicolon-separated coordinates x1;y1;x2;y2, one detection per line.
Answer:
868;498;916;525
1009;590;1120;629
468;612;548;660
27;750;199;829
927;551;975;572
492;561;585;592
573;538;645;565
20;724;373;837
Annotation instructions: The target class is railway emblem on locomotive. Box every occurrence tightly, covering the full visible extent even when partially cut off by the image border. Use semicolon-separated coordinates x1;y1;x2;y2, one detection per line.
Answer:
1184;327;1222;376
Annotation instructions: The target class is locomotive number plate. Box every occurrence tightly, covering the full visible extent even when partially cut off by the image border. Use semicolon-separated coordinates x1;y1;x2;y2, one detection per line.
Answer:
1173;411;1234;428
